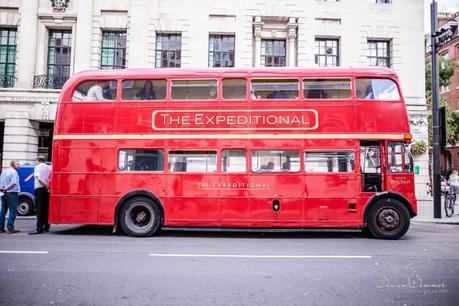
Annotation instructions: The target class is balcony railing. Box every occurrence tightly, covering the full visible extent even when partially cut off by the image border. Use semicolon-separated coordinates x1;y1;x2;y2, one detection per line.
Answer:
0;74;16;88
33;74;69;89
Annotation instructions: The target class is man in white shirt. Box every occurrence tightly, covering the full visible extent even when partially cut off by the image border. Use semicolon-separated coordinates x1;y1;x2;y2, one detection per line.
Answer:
86;80;110;101
0;160;21;233
29;155;51;235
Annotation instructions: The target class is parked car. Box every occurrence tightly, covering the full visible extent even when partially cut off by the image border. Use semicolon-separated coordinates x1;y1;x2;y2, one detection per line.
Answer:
17;164;35;216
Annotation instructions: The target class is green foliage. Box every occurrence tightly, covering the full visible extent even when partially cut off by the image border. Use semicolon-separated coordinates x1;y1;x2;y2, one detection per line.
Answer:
425;58;458;146
411;140;427;155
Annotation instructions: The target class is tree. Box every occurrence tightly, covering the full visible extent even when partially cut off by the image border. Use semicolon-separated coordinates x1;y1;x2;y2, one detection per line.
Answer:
425;57;458;146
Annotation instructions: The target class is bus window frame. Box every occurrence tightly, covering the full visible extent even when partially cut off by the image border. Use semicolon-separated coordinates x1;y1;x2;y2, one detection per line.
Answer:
169;78;219;102
120;78;168;102
249;77;301;101
301;77;353;101
221;78;249;101
220;148;248;173
167;149;219;173
250;148;303;174
71;79;121;103
354;77;402;102
303;149;357;174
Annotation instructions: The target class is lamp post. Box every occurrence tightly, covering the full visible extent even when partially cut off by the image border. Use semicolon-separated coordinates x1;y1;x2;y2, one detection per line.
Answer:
430;0;454;218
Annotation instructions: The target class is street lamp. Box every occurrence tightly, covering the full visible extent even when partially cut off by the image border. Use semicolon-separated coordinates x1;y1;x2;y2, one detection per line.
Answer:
430;0;454;218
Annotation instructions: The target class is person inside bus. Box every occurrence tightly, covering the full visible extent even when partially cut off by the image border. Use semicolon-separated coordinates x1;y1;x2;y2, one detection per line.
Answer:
282;161;290;171
266;162;275;171
86;80;111;101
136;80;156;100
267;86;289;99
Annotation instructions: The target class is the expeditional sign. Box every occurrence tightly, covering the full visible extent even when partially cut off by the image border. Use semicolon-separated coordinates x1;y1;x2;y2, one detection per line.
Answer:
152;109;318;130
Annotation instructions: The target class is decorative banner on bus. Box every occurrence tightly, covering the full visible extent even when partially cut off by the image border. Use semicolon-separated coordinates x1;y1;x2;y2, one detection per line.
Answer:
152;109;318;130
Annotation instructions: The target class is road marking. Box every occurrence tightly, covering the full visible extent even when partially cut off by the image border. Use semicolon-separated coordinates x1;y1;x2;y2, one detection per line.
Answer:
0;251;49;254
148;253;371;259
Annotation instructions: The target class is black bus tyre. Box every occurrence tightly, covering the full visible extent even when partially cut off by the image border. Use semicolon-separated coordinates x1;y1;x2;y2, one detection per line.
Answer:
366;199;410;240
119;197;162;237
17;196;34;216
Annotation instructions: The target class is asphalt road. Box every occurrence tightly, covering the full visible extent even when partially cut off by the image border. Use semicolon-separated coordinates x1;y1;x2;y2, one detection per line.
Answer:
0;218;458;306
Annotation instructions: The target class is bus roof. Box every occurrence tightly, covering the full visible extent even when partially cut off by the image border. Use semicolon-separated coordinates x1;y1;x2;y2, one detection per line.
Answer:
68;67;398;82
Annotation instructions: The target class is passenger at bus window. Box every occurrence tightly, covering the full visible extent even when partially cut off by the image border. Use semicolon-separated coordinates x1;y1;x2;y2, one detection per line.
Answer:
209;84;217;99
267;86;289;99
282;161;290;171
136;81;156;100
266;162;275;171
366;149;378;168
86;81;111;101
356;89;364;99
364;85;375;99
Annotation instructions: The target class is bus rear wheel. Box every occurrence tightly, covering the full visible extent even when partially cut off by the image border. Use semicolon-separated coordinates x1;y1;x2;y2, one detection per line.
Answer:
366;198;410;240
119;197;162;237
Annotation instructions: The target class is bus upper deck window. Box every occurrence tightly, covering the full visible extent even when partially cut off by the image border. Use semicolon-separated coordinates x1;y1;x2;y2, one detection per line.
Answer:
171;80;218;100
251;79;298;100
122;79;166;101
222;79;247;100
72;80;117;102
303;79;351;99
355;78;400;100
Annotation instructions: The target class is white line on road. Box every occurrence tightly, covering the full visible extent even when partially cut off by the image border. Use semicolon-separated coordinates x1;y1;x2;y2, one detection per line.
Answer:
0;251;49;254
148;253;371;259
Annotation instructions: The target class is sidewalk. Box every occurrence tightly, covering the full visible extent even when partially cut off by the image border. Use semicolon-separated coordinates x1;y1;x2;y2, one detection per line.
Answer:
413;198;459;224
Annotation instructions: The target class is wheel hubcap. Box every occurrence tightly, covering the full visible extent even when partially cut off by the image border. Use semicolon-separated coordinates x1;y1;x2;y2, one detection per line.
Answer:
377;207;401;231
124;201;155;234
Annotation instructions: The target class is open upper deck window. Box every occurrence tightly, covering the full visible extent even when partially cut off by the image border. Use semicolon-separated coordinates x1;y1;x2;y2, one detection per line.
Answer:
251;79;298;100
121;79;167;101
303;79;351;99
72;80;117;102
355;78;400;100
171;79;217;100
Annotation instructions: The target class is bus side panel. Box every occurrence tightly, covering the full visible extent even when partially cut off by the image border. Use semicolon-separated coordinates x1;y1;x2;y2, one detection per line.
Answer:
304;173;361;225
219;174;251;227
164;173;220;226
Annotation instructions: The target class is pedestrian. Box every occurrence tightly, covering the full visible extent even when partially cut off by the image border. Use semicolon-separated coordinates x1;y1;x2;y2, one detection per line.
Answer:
0;160;21;234
448;169;459;194
29;155;51;235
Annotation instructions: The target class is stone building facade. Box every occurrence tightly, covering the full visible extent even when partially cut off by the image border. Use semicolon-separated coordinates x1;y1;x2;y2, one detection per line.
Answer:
0;0;428;199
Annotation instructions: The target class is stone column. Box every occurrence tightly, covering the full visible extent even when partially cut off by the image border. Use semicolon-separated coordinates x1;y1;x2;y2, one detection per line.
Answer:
16;0;38;88
74;0;94;73
2;114;39;169
286;18;298;67
253;17;263;67
127;0;147;67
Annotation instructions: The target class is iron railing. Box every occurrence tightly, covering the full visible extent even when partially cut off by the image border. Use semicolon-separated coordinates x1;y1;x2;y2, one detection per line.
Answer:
33;74;69;89
0;74;16;88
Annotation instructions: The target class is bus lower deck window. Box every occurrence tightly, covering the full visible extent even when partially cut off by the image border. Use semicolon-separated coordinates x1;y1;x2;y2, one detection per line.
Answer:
305;151;355;173
169;151;217;172
222;150;246;172
251;150;300;172
118;149;164;171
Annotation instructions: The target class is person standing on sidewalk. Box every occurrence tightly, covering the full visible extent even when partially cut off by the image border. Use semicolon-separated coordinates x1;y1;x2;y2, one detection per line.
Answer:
0;160;21;234
29;155;51;235
448;169;459;194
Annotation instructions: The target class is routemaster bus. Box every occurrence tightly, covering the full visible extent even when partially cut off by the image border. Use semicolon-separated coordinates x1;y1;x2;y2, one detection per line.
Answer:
50;67;416;239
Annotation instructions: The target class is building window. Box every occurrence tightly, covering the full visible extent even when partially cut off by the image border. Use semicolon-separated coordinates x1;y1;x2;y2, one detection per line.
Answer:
261;40;286;67
43;30;72;89
156;33;181;68
315;38;339;67
0;28;16;88
367;40;390;67
101;31;127;69
208;35;235;67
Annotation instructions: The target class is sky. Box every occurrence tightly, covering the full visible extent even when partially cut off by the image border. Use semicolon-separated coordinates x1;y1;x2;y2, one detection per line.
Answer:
424;0;459;33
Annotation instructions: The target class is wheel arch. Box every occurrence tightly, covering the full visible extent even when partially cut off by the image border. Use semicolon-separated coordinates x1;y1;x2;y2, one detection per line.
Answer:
114;189;164;226
18;192;35;203
363;191;416;224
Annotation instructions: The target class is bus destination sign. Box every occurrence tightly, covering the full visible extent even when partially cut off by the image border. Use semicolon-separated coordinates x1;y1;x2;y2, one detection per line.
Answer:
152;109;318;131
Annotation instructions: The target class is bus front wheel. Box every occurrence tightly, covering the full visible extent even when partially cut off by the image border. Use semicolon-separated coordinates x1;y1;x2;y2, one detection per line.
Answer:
366;198;410;240
119;197;162;237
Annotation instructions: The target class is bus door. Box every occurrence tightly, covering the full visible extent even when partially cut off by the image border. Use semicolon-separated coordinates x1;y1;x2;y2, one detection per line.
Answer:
360;141;383;192
384;142;415;198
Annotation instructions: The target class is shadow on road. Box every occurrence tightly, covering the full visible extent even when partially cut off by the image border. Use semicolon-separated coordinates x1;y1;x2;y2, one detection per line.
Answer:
50;224;371;240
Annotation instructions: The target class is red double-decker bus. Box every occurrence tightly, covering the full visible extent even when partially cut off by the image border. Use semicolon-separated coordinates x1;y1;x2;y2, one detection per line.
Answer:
50;67;416;239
